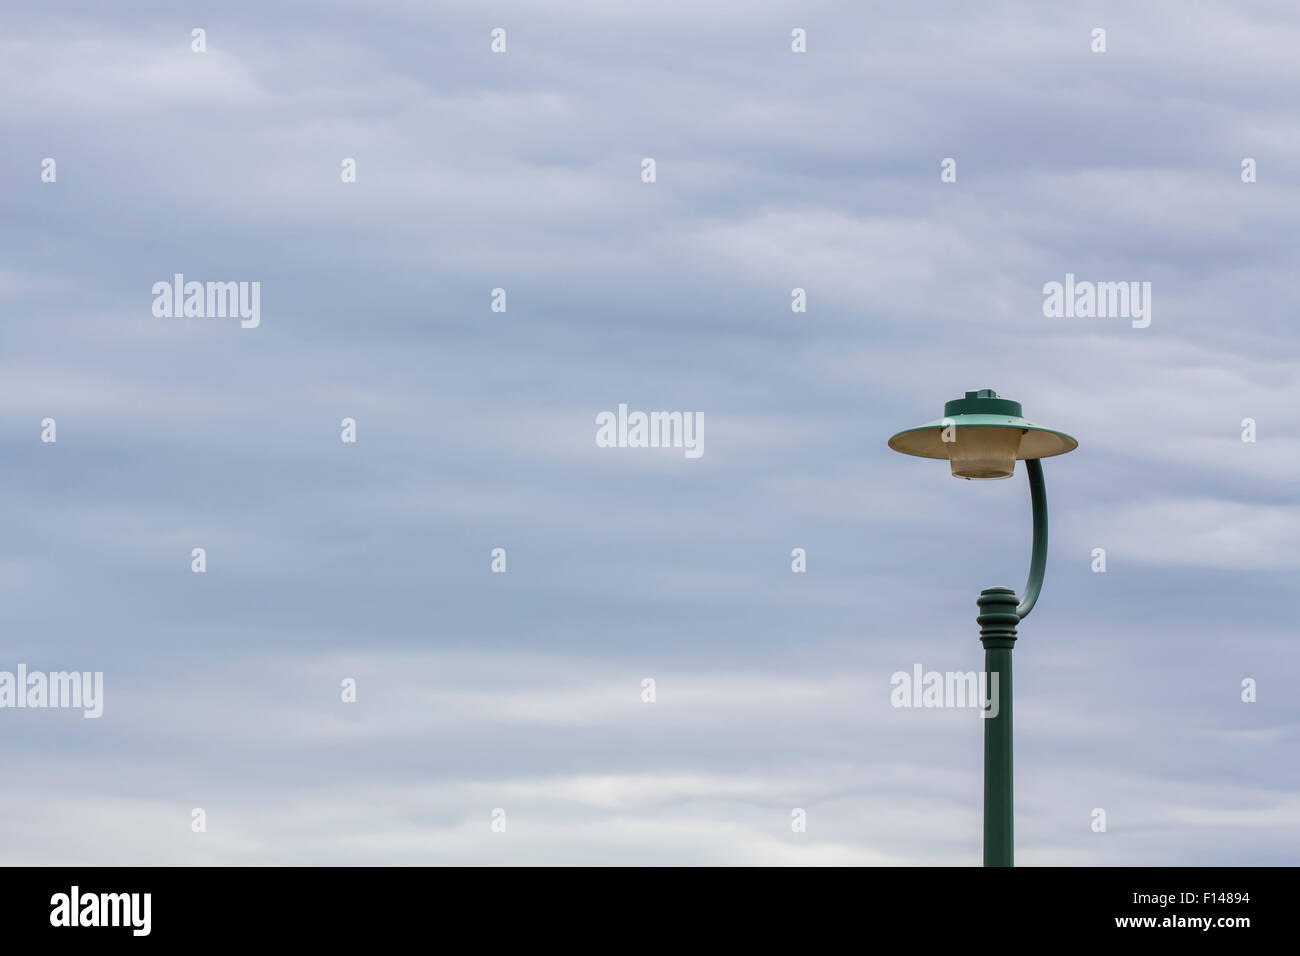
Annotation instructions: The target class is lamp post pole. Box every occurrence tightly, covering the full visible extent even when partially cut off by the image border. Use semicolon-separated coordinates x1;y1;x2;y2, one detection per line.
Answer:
978;586;1017;867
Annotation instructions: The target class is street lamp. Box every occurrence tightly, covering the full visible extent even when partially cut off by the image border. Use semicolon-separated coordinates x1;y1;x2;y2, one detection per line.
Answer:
888;388;1077;867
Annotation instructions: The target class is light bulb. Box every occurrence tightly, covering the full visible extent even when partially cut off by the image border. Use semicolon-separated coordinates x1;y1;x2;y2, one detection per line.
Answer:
947;428;1023;480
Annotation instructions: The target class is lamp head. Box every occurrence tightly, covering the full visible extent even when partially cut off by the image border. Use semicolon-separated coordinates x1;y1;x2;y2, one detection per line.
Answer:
888;389;1077;480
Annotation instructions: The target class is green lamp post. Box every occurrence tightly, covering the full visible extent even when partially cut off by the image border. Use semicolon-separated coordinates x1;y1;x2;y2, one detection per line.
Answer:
888;389;1077;867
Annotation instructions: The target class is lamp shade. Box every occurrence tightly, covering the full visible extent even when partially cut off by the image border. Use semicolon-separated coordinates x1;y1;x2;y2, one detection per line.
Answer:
888;389;1077;480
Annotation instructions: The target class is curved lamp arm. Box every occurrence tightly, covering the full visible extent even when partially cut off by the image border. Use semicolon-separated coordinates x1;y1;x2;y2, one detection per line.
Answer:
1017;458;1048;620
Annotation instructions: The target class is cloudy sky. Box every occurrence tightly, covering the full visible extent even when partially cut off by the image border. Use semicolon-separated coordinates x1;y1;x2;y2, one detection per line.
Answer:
1;0;1297;865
